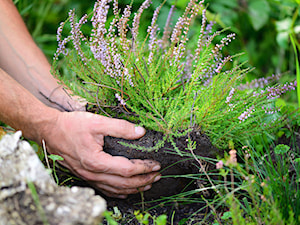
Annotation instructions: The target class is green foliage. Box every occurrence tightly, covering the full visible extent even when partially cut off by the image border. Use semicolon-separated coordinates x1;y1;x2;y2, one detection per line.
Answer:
221;211;232;220
208;141;300;225
290;10;300;107
134;210;167;225
102;208;167;225
248;0;271;31
53;0;294;152
14;1;300;224
102;210;119;225
48;154;64;184
130;138;299;224
207;0;300;87
16;0;300;89
27;181;49;225
274;143;290;154
48;154;64;161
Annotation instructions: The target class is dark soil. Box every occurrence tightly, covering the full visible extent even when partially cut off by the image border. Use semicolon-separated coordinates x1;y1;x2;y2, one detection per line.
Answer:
102;130;221;224
56;126;300;224
104;129;221;199
57;129;222;224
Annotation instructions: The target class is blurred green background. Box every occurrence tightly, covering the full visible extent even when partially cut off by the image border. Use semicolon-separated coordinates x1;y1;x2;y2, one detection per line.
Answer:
15;0;300;103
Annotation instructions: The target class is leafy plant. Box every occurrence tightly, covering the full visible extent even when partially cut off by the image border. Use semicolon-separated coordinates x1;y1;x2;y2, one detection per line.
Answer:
134;210;167;225
52;0;295;153
12;1;300;224
48;154;64;184
102;207;121;225
274;143;290;154
14;0;96;58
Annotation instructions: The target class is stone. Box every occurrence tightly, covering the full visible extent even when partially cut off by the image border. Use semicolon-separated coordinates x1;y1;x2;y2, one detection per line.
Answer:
0;131;106;225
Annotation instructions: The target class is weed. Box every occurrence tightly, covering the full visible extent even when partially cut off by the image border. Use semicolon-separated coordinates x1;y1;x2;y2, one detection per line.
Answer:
48;154;64;184
208;142;300;224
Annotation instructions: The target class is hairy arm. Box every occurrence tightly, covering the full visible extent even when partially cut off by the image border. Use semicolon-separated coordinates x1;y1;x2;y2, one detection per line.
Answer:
0;68;59;141
0;67;161;198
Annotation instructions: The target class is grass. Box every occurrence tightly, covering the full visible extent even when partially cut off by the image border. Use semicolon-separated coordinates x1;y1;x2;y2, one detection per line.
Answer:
27;181;50;225
121;131;300;224
97;124;299;224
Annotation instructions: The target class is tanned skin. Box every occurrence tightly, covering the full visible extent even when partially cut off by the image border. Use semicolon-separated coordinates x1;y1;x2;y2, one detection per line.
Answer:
0;0;161;199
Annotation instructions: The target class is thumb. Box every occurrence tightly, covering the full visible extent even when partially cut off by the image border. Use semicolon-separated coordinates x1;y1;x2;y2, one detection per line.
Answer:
93;115;146;140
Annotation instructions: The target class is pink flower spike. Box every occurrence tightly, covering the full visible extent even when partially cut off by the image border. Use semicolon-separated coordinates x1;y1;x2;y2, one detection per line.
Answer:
216;160;224;169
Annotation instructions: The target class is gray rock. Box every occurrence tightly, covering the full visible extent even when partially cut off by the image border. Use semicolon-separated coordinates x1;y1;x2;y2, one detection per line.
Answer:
0;131;106;225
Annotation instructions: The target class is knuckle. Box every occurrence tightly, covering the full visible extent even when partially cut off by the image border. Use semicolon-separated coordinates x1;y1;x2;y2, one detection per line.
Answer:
122;166;135;177
80;157;101;171
118;181;131;189
141;174;152;183
118;119;129;128
80;158;93;169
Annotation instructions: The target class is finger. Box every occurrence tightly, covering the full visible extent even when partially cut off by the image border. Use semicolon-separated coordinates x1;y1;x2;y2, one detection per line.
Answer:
80;151;161;176
92;115;146;139
78;167;161;188
90;181;153;196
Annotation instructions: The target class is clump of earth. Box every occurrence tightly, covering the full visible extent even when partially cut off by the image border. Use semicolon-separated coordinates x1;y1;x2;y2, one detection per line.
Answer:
57;125;300;224
59;129;222;223
104;130;220;199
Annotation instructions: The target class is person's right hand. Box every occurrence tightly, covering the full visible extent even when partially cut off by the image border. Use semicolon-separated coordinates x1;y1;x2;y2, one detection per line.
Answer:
40;111;161;199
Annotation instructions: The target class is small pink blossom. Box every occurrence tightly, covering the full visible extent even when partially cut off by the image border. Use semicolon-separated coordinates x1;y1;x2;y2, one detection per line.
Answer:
216;160;224;169
226;149;237;166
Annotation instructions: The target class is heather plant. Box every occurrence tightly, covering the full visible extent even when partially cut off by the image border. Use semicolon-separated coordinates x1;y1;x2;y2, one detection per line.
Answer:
52;0;296;152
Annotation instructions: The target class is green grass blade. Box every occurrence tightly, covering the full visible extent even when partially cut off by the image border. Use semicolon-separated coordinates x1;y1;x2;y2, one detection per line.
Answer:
290;33;300;108
27;181;49;225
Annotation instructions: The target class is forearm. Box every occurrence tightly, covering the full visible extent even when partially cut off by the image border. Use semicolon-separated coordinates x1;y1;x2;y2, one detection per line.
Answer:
0;0;85;111
0;67;59;143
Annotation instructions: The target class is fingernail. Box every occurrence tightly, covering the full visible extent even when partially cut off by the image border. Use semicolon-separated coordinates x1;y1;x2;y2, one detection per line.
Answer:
135;126;146;136
152;165;161;171
143;185;151;191
154;175;161;182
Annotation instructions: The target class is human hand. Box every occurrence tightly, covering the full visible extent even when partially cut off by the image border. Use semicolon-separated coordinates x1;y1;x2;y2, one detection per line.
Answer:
41;111;161;199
